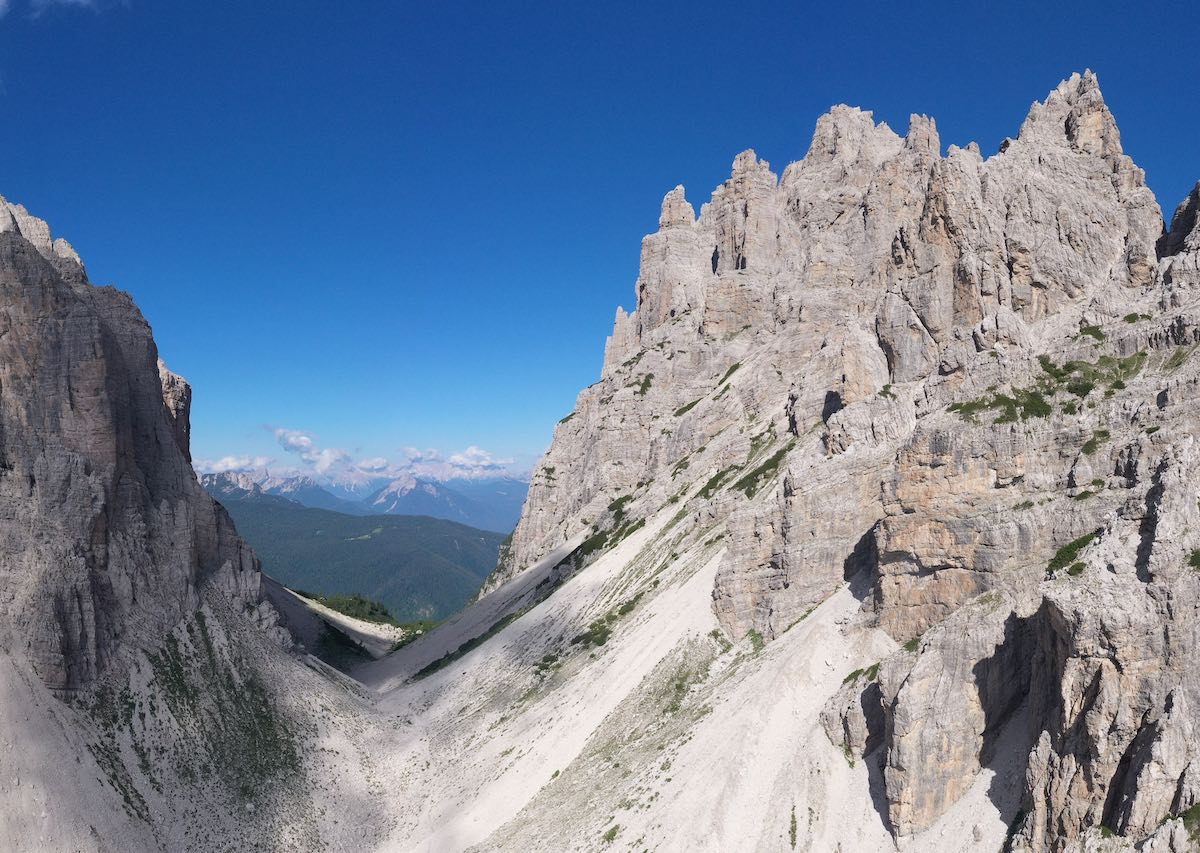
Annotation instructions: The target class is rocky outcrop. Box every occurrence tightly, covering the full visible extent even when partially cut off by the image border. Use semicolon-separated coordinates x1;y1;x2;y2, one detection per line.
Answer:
0;201;261;695
489;71;1200;850
0;196;327;851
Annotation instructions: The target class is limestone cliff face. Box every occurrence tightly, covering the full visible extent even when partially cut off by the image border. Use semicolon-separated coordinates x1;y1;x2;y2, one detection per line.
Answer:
0;195;260;694
487;72;1200;849
0;197;329;851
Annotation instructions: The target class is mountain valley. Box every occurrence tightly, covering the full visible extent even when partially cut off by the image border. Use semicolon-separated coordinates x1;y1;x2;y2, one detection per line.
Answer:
206;470;529;532
3;72;1200;853
204;473;503;622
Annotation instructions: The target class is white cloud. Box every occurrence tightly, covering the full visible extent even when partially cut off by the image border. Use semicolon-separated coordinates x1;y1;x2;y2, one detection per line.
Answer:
401;447;444;464
447;445;514;473
357;456;391;472
272;427;351;474
196;455;273;474
274;428;315;454
218;428;527;485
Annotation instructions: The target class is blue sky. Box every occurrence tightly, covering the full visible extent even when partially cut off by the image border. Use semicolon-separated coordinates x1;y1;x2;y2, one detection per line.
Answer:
1;0;1196;479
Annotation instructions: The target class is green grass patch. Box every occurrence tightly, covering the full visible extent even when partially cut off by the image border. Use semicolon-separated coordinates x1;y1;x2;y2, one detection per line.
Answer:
747;430;773;461
730;442;795;498
1047;531;1098;575
674;398;702;417
698;466;739;500
842;743;856;768
1166;346;1194;372
708;628;733;654
842;661;881;685
571;592;644;648
576;529;611;561
387;619;439;652
879;384;894;399
1039;352;1146;399
719;362;742;383
412;612;522;679
294;591;400;626
949;387;1052;423
143;613;301;803
1079;325;1106;341
746;629;765;653
637;374;654;396
1180;802;1200;834
1082;429;1111;455
608;494;632;524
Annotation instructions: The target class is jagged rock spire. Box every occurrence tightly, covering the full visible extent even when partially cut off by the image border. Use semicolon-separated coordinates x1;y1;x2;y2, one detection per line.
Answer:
1160;182;1200;258
658;185;695;228
1017;69;1123;157
805;105;902;165
903;114;939;154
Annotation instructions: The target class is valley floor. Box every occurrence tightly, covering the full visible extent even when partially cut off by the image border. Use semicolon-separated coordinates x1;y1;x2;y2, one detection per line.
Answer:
289;496;1024;852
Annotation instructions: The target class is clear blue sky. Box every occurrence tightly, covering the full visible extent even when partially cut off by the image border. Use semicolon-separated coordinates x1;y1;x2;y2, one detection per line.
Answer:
1;0;1196;476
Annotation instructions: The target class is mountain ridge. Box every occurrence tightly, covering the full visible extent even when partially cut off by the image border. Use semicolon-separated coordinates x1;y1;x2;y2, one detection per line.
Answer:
204;469;528;532
2;72;1200;852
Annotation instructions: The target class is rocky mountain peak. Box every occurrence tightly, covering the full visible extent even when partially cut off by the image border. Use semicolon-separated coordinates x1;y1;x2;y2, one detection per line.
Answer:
657;184;695;228
0;195;83;268
1016;69;1122;158
804;104;902;166
483;72;1200;850
903;113;940;154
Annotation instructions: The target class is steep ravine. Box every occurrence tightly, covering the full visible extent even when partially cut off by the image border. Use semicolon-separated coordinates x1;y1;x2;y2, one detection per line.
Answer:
3;71;1200;852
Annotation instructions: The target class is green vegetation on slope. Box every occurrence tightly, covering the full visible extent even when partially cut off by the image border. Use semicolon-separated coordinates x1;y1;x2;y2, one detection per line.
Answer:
947;350;1152;426
88;610;302;813
216;496;503;622
293;591;399;625
411;612;521;680
731;441;796;498
1047;531;1100;575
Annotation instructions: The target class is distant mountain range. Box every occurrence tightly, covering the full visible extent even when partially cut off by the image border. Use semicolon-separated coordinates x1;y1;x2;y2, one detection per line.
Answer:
202;469;529;532
202;475;504;621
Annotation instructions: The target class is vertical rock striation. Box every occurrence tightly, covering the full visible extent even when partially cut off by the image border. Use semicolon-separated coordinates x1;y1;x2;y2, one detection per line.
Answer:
0;195;261;695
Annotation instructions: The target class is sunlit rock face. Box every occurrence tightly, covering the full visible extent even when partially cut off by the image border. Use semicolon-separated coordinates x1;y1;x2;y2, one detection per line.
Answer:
0;195;261;695
487;72;1200;848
